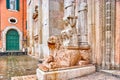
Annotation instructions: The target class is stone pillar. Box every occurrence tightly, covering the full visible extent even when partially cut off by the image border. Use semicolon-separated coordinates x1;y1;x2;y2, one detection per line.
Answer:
28;0;34;55
38;0;44;59
110;0;115;69
105;0;112;69
94;0;104;70
77;0;89;49
42;0;49;45
42;0;50;58
115;0;120;69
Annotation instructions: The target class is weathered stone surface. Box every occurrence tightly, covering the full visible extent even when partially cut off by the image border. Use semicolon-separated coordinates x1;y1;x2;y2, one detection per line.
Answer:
39;49;81;71
49;0;64;36
72;72;120;80
37;65;95;80
11;75;37;80
38;0;91;72
115;1;120;67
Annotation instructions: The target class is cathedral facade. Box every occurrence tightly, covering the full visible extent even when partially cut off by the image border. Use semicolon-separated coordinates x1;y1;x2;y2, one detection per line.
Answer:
27;0;120;70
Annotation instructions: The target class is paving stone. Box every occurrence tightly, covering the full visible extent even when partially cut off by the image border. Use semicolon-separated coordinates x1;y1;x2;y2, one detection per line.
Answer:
101;70;120;78
71;72;120;80
0;56;38;80
11;75;37;80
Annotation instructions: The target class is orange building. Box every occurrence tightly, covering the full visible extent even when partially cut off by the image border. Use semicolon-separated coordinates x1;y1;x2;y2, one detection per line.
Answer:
0;0;26;52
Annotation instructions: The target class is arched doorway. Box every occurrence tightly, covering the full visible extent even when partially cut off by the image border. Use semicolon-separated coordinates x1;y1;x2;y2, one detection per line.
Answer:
6;29;19;51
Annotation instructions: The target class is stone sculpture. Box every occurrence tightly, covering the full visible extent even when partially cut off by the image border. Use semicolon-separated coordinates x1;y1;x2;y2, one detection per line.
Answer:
62;13;78;47
38;34;90;71
38;36;81;71
38;0;90;72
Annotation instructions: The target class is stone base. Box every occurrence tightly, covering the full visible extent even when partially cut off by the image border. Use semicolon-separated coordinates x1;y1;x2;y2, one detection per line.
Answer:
36;65;95;80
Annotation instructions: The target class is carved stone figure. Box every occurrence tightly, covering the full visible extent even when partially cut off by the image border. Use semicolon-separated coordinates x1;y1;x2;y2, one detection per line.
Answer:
61;17;71;46
47;36;58;57
38;35;90;71
61;30;70;46
62;16;78;46
39;50;90;72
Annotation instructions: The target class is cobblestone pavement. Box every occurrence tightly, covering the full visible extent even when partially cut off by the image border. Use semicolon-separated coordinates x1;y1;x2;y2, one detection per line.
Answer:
101;70;120;78
11;72;120;80
71;72;120;80
11;75;37;80
4;71;120;80
1;56;120;80
0;56;38;80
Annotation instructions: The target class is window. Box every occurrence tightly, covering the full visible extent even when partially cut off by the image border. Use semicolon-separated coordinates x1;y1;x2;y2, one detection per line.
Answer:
10;0;16;10
6;0;19;11
8;17;17;24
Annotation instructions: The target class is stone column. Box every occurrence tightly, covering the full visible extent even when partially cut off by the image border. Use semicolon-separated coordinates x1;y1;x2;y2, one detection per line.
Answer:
42;0;49;45
105;0;112;69
38;0;44;59
38;0;42;44
87;0;96;65
115;0;120;69
27;1;34;55
77;0;89;49
110;0;115;69
94;0;104;70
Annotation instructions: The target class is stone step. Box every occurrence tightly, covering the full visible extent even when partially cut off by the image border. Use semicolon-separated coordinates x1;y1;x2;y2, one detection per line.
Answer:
101;70;120;78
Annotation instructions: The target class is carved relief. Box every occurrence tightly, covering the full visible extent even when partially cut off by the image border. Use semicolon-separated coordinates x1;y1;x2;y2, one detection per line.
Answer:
32;5;38;19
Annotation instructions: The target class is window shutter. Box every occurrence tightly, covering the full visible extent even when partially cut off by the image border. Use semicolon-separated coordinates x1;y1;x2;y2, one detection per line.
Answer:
6;0;10;9
16;0;19;11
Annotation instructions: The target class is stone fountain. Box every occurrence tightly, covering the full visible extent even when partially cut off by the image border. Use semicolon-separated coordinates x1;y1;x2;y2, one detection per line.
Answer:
36;0;95;80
